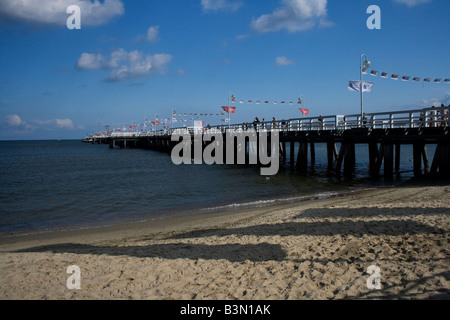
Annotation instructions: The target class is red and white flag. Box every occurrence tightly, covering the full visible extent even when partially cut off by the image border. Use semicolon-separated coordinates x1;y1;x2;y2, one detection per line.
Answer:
300;108;309;116
222;106;236;114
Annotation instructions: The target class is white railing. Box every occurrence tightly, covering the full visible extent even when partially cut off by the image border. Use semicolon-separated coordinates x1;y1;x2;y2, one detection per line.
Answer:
88;106;449;139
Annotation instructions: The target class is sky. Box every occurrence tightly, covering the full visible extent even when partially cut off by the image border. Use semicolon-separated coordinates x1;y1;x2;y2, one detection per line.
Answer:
0;0;449;140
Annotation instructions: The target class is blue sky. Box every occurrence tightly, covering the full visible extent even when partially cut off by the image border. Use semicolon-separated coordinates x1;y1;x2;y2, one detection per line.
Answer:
0;0;449;140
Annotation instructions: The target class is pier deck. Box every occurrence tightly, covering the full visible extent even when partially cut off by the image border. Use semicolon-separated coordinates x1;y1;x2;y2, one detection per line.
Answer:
83;107;450;178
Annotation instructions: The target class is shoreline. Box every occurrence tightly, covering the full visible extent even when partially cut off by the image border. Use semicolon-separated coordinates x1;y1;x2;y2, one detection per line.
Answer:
0;184;379;248
0;174;438;244
0;180;449;300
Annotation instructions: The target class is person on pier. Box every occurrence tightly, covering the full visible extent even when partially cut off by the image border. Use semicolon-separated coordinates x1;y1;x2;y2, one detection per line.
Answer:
253;117;260;131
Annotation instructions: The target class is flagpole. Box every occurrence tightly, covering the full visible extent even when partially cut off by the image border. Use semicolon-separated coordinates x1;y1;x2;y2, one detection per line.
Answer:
228;93;230;129
360;54;371;128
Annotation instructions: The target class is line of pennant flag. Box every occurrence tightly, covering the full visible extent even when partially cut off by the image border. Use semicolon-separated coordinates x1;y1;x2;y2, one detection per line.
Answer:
231;95;303;106
366;70;449;84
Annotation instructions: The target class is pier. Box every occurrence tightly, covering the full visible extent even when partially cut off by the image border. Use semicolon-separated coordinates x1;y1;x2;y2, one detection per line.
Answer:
83;106;450;178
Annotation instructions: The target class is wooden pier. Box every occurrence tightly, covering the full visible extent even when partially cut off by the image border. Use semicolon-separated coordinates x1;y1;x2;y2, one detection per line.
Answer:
83;107;450;178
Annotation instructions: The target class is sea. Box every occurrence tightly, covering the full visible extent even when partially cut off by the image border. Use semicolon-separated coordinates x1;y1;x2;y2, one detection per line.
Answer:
0;139;428;236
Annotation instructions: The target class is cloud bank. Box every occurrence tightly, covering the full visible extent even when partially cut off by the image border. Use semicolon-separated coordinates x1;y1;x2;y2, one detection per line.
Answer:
76;48;173;82
0;0;124;27
5;114;76;131
251;0;331;34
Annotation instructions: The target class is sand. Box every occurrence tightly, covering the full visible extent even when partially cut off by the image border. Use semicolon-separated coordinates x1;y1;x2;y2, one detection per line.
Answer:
0;181;449;300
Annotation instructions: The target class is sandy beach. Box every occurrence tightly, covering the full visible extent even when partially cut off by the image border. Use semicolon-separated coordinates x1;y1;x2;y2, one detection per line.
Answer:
0;180;449;300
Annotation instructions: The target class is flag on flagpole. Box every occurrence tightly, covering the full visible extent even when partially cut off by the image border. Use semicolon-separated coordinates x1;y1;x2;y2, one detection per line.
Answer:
348;80;374;92
222;106;236;114
300;108;309;116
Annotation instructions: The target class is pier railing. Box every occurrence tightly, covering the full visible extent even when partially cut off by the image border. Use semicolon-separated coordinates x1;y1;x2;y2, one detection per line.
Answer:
89;106;449;139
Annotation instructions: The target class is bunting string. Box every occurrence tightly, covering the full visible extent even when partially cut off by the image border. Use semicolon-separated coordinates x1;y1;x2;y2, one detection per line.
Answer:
367;70;449;84
230;96;304;105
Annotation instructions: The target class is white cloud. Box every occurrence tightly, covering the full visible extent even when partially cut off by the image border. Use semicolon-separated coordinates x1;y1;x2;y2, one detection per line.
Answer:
201;0;243;12
0;0;124;27
393;0;432;7
55;119;75;129
422;93;450;108
146;26;160;43
136;26;161;43
275;56;296;66
6;114;22;126
5;115;75;131
76;53;106;70
251;0;331;34
31;119;74;129
76;48;173;82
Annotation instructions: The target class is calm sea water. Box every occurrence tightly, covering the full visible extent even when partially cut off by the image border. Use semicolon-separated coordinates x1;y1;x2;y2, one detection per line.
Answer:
0;140;425;236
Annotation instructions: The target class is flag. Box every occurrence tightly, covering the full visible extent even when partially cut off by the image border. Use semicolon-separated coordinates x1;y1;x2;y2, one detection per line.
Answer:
348;80;374;92
370;70;379;77
289;101;293;105
265;101;269;104
391;74;399;80
300;108;309;116
222;106;236;114
402;76;410;81
444;78;450;83
231;95;236;103
248;100;252;104
424;78;431;82
381;72;388;78
273;101;277;104
256;101;261;104
240;100;244;104
413;77;421;82
281;101;285;105
298;97;302;105
434;78;442;83
151;121;160;125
